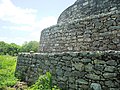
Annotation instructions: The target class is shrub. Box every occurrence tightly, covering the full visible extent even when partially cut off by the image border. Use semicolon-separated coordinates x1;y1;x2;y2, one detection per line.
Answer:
29;72;60;90
0;55;18;88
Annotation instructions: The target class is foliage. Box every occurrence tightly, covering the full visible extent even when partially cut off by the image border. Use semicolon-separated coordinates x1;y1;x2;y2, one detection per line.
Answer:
20;41;39;52
0;55;18;89
0;41;20;56
29;72;60;90
0;41;39;56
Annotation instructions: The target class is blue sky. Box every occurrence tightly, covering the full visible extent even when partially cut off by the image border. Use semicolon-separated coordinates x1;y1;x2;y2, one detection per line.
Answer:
0;0;75;45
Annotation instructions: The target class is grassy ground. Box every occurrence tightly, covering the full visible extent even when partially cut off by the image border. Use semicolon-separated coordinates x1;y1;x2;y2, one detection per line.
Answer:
0;55;18;89
0;55;60;90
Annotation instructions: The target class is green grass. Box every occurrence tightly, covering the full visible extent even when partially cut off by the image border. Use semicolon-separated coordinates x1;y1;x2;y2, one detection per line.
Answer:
0;55;60;90
0;55;18;89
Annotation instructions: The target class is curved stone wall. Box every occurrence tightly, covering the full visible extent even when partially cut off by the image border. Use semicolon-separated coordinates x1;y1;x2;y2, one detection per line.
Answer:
16;0;120;89
57;0;120;23
16;51;120;90
39;11;120;53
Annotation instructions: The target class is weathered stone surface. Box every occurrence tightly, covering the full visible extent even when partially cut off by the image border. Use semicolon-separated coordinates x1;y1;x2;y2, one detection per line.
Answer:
56;68;63;76
90;83;102;90
94;60;106;65
76;79;88;85
58;0;120;24
104;66;115;72
85;73;100;80
105;81;115;87
106;60;117;66
85;63;94;72
94;64;104;71
72;58;80;62
103;73;117;78
16;51;120;90
73;63;84;71
110;88;120;90
39;11;120;52
62;56;72;60
81;59;91;64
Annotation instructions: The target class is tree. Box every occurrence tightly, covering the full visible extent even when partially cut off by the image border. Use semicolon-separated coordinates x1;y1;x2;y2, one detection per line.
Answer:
0;41;8;55
7;43;21;55
20;41;39;52
0;41;20;56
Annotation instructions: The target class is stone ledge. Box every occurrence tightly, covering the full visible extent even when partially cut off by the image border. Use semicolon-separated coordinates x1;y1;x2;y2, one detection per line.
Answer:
19;50;120;56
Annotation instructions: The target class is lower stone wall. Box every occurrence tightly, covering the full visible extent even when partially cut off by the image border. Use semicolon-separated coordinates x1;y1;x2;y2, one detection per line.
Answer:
16;51;120;90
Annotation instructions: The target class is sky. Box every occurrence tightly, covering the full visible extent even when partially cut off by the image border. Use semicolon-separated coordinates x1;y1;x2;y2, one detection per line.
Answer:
0;0;75;45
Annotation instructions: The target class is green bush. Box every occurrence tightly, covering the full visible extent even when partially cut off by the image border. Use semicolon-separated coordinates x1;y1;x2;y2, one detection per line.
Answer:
29;72;60;90
0;55;18;88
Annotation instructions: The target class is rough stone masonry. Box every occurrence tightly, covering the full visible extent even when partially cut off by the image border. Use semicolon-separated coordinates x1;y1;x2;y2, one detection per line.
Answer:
16;0;120;90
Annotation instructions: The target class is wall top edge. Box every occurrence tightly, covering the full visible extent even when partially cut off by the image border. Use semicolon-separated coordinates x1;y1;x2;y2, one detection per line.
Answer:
41;10;120;32
19;50;120;56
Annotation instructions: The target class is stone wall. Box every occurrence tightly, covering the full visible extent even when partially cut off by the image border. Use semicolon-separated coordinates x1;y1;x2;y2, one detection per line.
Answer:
57;0;120;23
16;0;120;89
39;11;120;53
16;51;120;90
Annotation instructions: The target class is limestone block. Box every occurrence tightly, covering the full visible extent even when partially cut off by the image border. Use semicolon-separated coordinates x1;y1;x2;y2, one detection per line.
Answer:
90;83;102;90
103;73;117;78
72;63;84;71
85;73;100;80
104;66;115;72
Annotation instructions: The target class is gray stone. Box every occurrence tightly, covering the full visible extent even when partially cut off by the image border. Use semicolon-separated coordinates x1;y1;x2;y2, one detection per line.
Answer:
94;64;104;71
56;68;63;76
67;47;73;50
94;60;106;65
71;71;86;77
85;63;94;72
104;66;115;72
103;73;117;78
76;79;88;85
62;66;71;71
109;26;120;30
58;76;67;82
110;88;120;90
51;60;57;64
81;59;91;64
62;56;72;60
106;60;117;66
85;74;100;80
94;70;102;75
69;77;75;83
84;38;92;42
112;38;120;44
69;52;78;57
105;81;115;87
73;63;84;71
64;71;71;76
72;58;80;61
90;83;102;90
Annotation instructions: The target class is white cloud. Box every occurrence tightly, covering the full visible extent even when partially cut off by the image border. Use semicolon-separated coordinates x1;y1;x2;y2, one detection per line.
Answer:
2;25;34;31
0;36;40;45
0;0;37;25
33;16;57;33
0;0;57;45
34;16;57;30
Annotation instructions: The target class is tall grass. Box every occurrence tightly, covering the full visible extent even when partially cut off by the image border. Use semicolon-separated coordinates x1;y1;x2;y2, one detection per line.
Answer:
0;55;60;90
0;55;18;88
